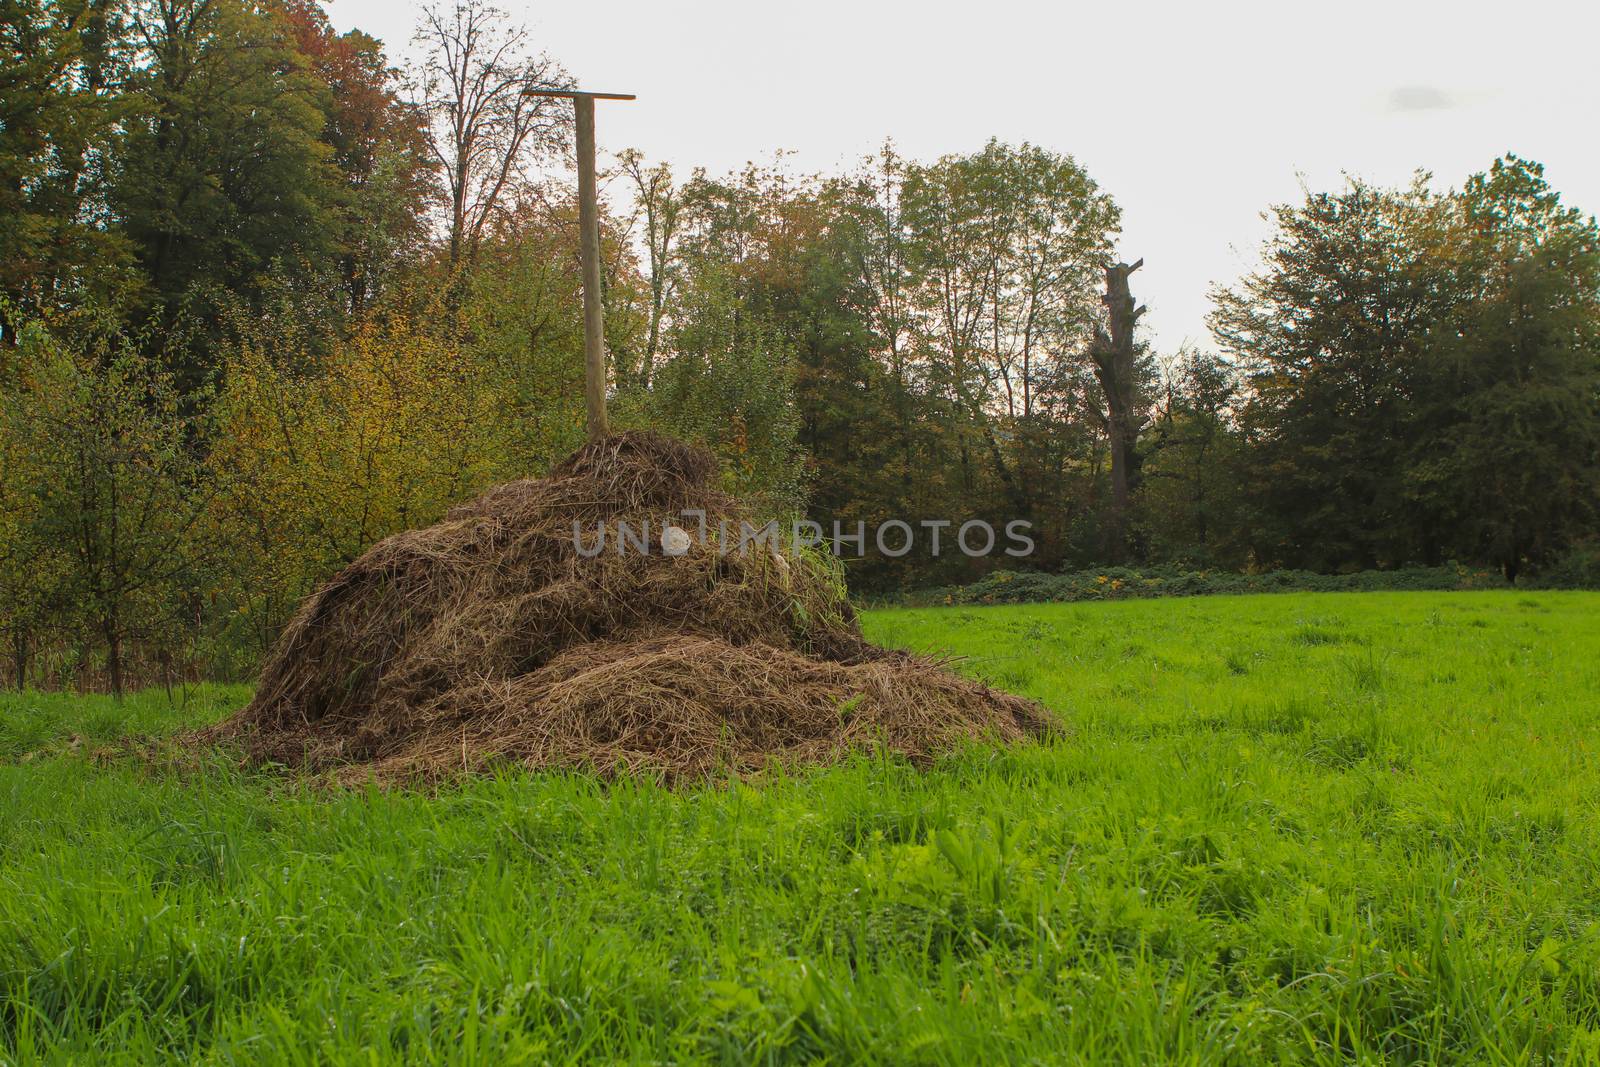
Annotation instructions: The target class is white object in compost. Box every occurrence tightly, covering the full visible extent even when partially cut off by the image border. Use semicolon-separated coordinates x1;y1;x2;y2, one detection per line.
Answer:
661;524;693;557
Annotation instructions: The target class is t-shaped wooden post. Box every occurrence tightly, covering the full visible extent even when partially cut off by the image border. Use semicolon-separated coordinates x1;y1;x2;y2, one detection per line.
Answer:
525;89;636;440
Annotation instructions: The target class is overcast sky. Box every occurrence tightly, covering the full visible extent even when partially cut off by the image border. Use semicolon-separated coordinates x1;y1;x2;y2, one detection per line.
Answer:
329;0;1600;352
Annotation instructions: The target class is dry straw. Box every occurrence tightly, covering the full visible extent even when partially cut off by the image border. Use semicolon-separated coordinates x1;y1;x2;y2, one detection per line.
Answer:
200;432;1053;783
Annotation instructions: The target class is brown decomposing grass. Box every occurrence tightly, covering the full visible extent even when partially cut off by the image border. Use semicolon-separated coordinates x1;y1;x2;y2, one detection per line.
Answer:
200;432;1053;783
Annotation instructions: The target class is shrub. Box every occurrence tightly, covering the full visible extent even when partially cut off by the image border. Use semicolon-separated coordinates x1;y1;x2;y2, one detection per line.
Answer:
900;562;1569;608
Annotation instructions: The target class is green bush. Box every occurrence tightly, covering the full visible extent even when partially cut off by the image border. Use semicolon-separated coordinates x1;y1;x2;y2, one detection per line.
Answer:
903;562;1561;607
1525;540;1600;590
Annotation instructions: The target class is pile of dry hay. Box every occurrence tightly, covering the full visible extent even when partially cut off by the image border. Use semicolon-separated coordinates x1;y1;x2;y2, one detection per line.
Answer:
203;432;1053;782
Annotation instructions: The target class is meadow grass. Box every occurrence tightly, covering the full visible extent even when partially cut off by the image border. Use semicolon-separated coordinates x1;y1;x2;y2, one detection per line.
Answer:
2;591;1599;1064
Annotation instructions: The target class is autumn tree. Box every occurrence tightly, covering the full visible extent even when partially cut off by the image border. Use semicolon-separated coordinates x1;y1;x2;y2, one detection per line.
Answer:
410;0;571;269
274;0;434;315
895;140;1119;568
212;285;557;653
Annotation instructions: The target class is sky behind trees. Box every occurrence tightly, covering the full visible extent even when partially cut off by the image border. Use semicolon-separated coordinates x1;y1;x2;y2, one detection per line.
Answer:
329;0;1600;350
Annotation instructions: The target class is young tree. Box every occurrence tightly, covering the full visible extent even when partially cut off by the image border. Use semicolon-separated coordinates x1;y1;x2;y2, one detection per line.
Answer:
213;285;548;654
8;316;216;698
0;314;67;686
617;148;682;388
635;264;804;511
1139;347;1246;565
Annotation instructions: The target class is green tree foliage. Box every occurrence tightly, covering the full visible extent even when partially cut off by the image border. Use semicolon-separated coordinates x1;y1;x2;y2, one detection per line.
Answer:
614;164;807;511
0;310;69;687
1212;156;1600;578
1;314;216;697
1211;176;1450;570
457;199;589;470
0;0;135;336
1409;157;1600;580
1139;348;1247;566
110;0;342;372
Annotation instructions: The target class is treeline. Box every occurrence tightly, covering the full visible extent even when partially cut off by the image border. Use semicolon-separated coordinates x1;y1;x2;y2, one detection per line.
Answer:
3;0;1598;691
608;148;1599;590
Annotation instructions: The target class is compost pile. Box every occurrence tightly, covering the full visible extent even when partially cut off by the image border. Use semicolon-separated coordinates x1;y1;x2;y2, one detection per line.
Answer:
203;432;1052;782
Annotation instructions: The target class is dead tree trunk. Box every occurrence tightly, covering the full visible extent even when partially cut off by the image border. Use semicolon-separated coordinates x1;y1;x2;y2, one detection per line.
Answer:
1090;258;1147;563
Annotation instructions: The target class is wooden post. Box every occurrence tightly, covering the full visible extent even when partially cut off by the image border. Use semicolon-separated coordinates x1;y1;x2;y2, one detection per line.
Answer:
573;95;607;439
524;88;635;441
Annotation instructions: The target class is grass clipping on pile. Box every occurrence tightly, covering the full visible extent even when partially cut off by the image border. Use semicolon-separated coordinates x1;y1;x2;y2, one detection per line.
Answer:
203;432;1053;783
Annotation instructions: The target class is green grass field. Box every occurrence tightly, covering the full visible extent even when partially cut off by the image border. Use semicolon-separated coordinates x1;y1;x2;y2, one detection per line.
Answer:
3;591;1599;1064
